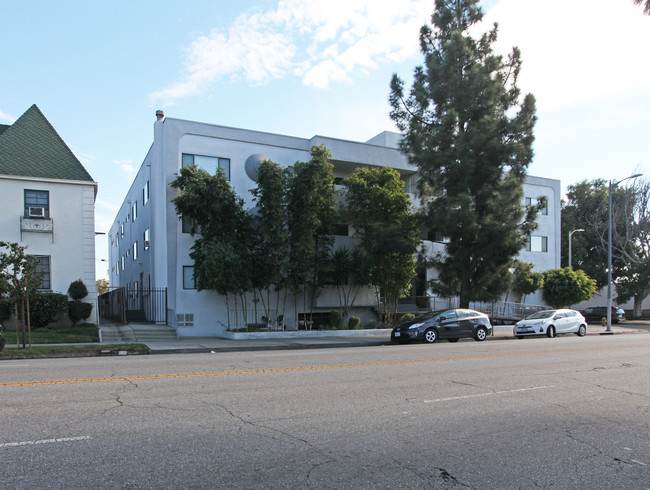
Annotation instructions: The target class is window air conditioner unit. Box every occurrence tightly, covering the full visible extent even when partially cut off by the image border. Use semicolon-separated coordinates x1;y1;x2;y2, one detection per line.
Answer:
144;240;150;248
28;206;46;217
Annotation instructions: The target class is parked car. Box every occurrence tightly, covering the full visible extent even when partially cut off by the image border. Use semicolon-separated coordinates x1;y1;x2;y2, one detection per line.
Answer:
513;309;587;338
391;309;492;344
582;306;625;324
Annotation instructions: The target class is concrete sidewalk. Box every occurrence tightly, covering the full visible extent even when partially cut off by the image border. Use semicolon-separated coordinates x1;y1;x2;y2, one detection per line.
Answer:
4;321;646;356
141;321;647;354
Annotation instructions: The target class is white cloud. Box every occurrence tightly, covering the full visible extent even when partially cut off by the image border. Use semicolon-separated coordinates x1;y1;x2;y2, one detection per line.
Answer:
0;109;16;124
482;0;650;111
113;159;137;176
151;0;431;104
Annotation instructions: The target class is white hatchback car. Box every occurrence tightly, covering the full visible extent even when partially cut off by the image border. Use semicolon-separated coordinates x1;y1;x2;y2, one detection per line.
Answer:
513;309;587;338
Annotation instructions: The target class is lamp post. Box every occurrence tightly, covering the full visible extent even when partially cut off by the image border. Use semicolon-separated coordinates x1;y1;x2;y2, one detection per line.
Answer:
568;228;584;269
606;174;642;332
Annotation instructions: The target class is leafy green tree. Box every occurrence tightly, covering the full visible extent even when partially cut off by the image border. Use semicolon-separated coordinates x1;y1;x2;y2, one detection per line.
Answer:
343;167;420;325
286;145;337;328
542;268;596;308
250;159;289;326
390;0;538;308
96;278;109;295
171;165;254;328
566;177;650;317
561;179;611;288
510;261;544;303
328;246;372;328
0;241;42;347
607;178;650;317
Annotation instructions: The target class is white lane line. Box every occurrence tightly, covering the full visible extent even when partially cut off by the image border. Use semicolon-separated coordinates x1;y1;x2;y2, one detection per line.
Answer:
0;436;90;448
424;385;553;403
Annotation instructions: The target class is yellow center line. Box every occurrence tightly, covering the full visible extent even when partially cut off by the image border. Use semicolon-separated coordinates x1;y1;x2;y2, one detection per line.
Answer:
1;343;648;388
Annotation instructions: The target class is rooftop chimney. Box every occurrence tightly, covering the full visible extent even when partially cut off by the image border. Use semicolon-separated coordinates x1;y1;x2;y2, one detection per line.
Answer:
156;110;164;121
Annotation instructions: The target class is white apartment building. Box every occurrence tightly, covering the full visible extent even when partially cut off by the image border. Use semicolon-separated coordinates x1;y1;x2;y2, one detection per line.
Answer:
109;112;560;337
0;105;98;323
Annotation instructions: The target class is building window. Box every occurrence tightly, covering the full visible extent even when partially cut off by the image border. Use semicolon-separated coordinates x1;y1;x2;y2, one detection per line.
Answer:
182;153;231;181
181;216;201;234
526;235;548;253
121;256;125;270
116;262;120;276
333;224;349;236
132;201;137;222
183;266;196;289
24;190;50;218
525;197;548;216
120;223;124;238
30;255;51;290
144;228;150;250
143;180;149;206
133;241;138;260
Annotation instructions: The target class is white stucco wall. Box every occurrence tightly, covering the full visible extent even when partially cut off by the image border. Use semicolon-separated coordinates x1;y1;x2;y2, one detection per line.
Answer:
0;175;97;323
111;115;565;336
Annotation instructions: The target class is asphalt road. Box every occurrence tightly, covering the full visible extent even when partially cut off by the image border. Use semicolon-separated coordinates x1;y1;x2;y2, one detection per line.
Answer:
1;333;649;489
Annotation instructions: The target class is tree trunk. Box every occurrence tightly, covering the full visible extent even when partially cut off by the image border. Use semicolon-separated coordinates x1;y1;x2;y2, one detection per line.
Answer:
633;295;644;319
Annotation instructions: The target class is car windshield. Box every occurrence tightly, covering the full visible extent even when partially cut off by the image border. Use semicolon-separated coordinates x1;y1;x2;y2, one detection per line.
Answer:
411;310;447;322
525;310;555;320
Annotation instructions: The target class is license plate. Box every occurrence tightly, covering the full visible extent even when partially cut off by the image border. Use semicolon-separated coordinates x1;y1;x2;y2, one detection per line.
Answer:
394;332;400;337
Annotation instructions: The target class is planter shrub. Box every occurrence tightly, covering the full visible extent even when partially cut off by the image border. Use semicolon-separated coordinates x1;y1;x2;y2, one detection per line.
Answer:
68;279;89;301
348;316;361;329
68;301;93;326
30;292;68;328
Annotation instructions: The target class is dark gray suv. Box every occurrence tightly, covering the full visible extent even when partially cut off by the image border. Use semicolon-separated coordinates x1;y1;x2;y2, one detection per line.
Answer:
391;309;492;344
582;306;625;324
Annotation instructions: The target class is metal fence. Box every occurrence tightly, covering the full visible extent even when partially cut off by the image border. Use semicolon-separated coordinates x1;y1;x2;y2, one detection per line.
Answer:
99;287;167;325
398;296;547;322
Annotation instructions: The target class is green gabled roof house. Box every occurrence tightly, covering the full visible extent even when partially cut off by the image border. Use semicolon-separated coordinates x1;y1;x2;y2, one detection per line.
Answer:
0;104;98;324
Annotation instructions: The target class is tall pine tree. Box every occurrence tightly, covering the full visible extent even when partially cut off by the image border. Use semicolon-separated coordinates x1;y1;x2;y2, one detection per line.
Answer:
390;0;538;307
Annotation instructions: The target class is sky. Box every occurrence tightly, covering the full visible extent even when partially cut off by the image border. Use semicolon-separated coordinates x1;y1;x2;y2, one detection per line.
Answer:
1;0;649;281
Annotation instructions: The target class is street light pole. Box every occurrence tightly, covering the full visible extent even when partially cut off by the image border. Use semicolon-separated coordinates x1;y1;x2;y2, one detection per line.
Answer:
606;174;642;332
568;228;584;269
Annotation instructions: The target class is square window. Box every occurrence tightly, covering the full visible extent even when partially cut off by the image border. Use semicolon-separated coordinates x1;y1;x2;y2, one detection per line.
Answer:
526;235;548;253
24;190;49;218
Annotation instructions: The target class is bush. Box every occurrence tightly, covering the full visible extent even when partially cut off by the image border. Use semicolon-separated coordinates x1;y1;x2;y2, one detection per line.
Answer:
29;292;68;328
0;335;5;352
364;321;375;329
398;313;416;324
68;301;93;326
542;268;596;308
330;310;342;329
68;279;89;301
348;316;361;329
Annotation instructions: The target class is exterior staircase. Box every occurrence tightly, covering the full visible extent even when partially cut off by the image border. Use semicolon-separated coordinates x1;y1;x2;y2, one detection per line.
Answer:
100;323;177;343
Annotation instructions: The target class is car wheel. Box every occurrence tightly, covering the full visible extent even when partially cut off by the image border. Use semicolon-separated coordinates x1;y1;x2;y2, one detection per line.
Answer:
424;328;438;343
475;327;488;341
448;338;459;342
577;324;587;337
546;325;556;338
